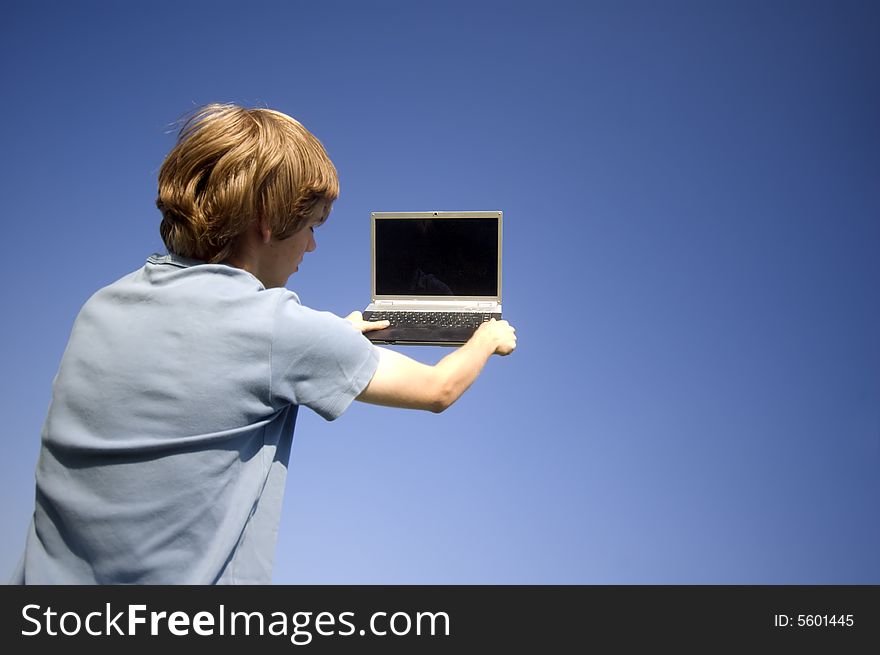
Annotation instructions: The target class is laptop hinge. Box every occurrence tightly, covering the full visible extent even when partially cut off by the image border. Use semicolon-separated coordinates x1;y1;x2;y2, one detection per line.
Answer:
370;300;501;313
375;300;498;306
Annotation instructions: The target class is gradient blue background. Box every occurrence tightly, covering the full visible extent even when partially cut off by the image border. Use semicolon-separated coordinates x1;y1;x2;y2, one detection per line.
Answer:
2;0;878;583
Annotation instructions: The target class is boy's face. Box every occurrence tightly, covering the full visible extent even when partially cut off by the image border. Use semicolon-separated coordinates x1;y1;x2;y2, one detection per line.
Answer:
260;199;331;287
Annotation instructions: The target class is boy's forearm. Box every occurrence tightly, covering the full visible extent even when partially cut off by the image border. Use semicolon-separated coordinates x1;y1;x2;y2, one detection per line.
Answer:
432;331;497;411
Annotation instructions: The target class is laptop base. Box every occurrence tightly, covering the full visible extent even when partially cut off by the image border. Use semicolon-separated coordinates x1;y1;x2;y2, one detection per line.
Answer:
362;312;503;347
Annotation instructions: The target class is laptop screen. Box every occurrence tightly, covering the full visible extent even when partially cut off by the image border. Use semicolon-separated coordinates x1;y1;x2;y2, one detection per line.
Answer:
374;217;499;297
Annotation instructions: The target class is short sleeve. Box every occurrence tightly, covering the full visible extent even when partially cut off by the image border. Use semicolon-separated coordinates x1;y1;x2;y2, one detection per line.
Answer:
270;292;380;420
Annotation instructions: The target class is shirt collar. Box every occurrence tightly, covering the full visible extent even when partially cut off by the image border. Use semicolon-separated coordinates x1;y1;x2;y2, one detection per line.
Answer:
147;252;206;269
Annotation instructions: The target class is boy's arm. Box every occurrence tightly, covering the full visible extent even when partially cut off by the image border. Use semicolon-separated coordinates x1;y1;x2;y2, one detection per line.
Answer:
355;319;517;413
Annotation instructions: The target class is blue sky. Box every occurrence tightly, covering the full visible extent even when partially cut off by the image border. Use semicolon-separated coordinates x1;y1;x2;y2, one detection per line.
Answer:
2;0;878;583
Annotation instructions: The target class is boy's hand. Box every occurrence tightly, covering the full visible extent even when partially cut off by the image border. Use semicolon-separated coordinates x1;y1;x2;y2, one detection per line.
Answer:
344;311;390;334
474;318;517;356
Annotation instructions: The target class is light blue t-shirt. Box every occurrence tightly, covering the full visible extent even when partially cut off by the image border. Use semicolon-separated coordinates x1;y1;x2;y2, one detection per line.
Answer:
13;253;379;584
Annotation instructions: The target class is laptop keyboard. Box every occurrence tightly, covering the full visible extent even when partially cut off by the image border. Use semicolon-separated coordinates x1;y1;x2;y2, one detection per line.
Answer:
366;311;497;329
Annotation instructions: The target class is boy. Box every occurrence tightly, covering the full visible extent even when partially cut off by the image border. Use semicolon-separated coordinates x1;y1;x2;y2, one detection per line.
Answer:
13;103;516;583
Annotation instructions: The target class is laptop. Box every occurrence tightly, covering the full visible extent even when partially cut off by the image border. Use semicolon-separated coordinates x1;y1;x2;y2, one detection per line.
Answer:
362;211;503;346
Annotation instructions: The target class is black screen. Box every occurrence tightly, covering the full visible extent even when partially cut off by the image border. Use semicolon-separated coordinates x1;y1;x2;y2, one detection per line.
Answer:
375;218;499;297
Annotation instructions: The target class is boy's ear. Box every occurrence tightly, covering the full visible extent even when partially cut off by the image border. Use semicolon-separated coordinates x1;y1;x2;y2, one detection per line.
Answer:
257;215;272;244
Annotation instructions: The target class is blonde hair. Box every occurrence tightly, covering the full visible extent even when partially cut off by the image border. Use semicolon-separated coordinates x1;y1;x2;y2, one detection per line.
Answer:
156;103;339;263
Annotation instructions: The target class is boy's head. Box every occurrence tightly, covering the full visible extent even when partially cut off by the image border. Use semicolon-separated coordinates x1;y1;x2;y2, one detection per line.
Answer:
156;103;338;264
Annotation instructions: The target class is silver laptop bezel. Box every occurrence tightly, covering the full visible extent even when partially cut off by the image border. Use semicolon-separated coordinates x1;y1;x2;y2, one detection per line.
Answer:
370;211;503;306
